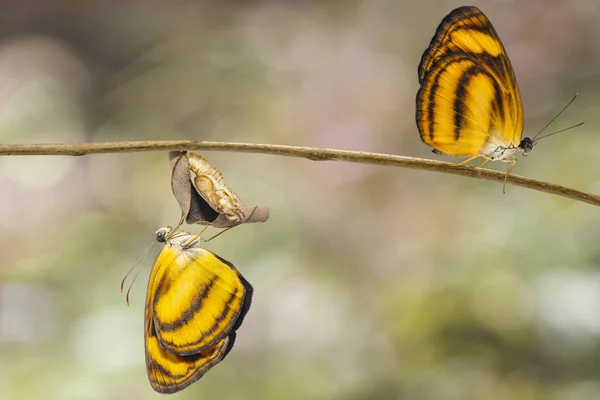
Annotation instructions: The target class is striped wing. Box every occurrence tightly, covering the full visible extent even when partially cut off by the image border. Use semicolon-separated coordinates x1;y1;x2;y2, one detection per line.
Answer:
145;330;235;394
416;6;523;157
147;245;252;355
144;240;252;393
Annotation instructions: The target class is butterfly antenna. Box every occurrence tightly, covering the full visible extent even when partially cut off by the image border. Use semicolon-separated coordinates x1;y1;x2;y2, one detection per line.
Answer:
125;261;148;306
120;238;155;305
533;122;584;142
532;93;579;141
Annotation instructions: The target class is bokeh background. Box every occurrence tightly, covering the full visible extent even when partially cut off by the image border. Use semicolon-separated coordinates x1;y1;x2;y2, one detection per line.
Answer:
1;1;600;399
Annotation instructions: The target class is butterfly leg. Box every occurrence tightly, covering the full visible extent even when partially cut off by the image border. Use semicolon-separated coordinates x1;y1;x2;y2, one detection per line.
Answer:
202;206;258;243
456;156;480;166
502;159;518;194
475;158;491;168
181;222;213;248
241;206;257;223
202;227;232;243
166;213;186;240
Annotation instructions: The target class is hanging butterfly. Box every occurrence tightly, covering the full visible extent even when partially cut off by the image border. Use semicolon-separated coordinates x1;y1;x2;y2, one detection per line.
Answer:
144;226;253;394
416;6;580;188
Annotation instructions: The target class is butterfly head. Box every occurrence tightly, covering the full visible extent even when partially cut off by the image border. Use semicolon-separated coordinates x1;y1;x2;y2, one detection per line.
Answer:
155;226;172;243
518;137;535;155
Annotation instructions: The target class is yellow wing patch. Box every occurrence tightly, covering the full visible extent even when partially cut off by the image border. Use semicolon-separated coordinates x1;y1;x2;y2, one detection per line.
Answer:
416;6;525;162
145;227;252;394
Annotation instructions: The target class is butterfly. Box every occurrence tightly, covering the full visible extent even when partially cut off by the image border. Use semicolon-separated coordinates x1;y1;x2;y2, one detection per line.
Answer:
416;6;532;170
144;226;253;394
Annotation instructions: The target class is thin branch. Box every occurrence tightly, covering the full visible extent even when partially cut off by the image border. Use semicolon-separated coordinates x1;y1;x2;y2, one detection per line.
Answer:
0;140;598;208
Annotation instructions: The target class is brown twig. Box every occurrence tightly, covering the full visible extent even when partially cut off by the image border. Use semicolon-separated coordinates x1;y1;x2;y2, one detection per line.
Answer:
0;140;598;207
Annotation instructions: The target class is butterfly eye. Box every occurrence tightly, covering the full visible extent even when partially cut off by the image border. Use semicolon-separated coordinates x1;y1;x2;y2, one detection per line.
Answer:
155;227;172;243
519;137;535;154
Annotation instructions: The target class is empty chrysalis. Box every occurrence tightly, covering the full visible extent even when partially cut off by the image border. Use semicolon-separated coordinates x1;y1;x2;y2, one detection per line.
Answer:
168;151;270;231
186;152;245;223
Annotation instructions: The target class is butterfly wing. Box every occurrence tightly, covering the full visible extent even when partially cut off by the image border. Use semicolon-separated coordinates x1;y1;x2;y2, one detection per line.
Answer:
416;6;523;157
145;329;235;394
144;241;252;393
148;244;252;355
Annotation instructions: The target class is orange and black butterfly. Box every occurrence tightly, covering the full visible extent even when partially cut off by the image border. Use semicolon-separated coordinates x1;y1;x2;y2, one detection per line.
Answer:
416;6;531;168
144;227;252;393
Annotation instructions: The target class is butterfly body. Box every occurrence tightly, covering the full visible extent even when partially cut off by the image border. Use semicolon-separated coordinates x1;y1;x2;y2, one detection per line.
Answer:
145;227;252;393
416;6;532;165
481;140;518;161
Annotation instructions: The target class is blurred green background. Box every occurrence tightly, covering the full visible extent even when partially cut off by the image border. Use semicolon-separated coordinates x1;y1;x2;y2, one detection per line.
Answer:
1;1;600;399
